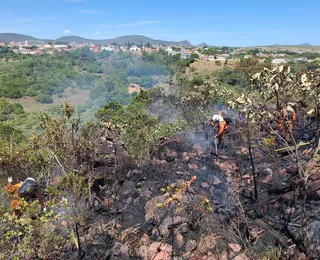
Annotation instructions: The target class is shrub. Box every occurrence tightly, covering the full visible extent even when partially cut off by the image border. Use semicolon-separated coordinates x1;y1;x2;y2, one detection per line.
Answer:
192;75;204;86
37;94;54;104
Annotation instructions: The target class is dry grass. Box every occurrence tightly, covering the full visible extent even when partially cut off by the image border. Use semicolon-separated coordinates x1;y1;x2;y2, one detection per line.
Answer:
186;59;239;79
52;88;90;105
7;88;90;113
253;45;320;53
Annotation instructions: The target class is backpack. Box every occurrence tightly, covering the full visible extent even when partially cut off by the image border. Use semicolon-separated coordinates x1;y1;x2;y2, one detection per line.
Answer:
224;117;232;125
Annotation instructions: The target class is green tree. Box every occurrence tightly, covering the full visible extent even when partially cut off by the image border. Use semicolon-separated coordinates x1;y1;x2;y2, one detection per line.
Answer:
97;91;180;164
190;53;199;59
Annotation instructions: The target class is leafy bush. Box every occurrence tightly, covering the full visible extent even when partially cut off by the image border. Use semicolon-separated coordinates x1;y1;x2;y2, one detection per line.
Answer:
192;75;204;86
37;94;54;104
97;90;181;164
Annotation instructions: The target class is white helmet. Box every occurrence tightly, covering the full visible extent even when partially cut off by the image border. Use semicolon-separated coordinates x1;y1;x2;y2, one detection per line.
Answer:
212;114;224;122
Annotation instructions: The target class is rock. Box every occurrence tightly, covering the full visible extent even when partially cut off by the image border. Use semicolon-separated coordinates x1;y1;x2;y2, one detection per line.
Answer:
248;227;264;242
121;226;139;240
151;227;160;240
138;245;148;260
201;182;210;188
119;197;134;212
186;240;197;252
212;176;222;185
258;167;273;176
278;169;286;176
197;233;217;254
149;242;172;257
119;181;135;196
151;251;170;260
302;133;312;141
221;251;228;260
165;148;178;158
120;244;129;255
188;164;198;170
159;216;188;236
175;232;184;248
192;144;206;156
202;251;219;260
165;156;176;162
297;252;307;260
285;207;295;214
182;252;191;259
286;165;297;174
307;179;320;200
233;254;248;260
145;195;167;222
229;251;236;258
177;223;189;234
182;152;191;161
112;242;128;257
103;198;114;208
152;158;167;165
126;169;143;179
141;233;150;245
228;243;241;253
60;220;68;228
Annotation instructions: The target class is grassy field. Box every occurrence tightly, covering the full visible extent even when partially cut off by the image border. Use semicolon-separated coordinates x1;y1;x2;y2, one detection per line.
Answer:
6;88;92;135
7;88;90;113
186;59;239;79
252;45;320;53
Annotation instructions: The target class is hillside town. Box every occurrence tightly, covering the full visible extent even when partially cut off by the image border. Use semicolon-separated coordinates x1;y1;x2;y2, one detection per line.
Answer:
1;39;320;64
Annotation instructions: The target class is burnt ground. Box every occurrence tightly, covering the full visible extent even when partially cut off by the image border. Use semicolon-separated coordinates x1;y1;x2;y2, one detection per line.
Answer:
69;128;320;260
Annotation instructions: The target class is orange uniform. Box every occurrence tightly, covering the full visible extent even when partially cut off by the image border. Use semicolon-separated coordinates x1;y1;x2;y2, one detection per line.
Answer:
5;179;43;217
5;181;23;217
211;114;229;148
216;120;228;145
278;105;296;141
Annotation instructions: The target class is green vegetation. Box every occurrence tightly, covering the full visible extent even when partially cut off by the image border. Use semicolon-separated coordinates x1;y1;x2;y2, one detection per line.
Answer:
0;102;99;258
0;48;179;133
96;91;181;163
1;42;320;258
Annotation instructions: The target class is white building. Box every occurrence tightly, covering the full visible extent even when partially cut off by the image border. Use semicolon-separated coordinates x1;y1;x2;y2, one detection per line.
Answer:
272;59;286;64
165;47;173;53
102;46;114;51
130;45;141;52
25;40;44;46
53;45;68;48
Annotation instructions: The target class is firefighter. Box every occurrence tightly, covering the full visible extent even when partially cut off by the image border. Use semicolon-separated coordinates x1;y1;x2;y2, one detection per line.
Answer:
5;177;43;217
210;114;229;149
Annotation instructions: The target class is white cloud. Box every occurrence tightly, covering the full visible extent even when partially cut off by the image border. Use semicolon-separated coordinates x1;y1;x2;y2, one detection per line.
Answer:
80;10;106;14
95;31;101;34
64;30;72;35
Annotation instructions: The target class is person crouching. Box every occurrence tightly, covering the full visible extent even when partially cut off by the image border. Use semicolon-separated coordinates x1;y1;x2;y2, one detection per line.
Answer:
210;114;229;150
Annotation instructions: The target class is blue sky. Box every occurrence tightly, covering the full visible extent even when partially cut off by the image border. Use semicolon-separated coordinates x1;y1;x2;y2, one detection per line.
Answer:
0;0;320;46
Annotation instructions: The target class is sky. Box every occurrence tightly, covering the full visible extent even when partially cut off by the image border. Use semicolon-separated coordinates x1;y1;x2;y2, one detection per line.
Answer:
1;0;320;46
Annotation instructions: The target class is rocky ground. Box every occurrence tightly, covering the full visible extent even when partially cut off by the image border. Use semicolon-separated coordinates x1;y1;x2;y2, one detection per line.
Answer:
67;129;320;260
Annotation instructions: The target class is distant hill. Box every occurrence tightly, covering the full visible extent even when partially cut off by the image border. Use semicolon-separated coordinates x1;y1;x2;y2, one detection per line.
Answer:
298;43;312;46
56;35;192;46
0;33;39;42
0;33;193;46
55;36;92;43
104;35;192;47
197;42;209;48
